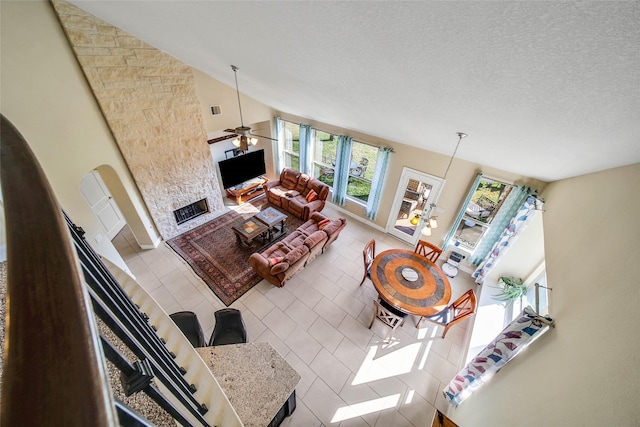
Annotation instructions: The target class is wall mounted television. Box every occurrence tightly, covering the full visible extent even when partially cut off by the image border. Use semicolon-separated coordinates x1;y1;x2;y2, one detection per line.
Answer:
218;149;266;189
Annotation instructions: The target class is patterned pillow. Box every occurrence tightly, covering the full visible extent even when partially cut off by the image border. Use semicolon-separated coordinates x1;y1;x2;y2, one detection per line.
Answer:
268;256;283;267
317;218;331;230
306;189;318;202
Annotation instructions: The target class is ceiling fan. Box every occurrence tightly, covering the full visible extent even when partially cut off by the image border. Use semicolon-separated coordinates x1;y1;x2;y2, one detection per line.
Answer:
224;65;277;151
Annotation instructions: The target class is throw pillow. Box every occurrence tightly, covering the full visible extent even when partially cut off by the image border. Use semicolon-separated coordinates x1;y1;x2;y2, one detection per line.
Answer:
317;218;331;230
268;256;283;267
306;189;318;202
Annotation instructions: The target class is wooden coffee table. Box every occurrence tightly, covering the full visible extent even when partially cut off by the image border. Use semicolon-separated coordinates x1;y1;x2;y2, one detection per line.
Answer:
254;207;287;242
232;217;268;247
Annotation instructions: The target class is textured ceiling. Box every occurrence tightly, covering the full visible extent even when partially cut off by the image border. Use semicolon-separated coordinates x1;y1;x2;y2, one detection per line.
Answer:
68;1;640;182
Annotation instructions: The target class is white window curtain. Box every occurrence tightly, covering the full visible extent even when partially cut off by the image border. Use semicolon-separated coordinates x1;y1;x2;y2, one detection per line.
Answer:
365;147;393;220
274;117;285;174
298;123;314;175
331;135;353;206
443;306;554;407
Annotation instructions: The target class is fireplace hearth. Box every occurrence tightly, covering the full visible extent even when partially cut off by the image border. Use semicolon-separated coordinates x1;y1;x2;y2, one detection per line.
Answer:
174;199;209;225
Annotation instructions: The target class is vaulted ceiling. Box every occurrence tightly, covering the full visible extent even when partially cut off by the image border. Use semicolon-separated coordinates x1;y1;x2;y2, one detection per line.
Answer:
68;1;640;182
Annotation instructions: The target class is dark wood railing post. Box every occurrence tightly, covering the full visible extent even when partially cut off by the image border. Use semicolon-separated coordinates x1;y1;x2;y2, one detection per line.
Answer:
1;114;116;425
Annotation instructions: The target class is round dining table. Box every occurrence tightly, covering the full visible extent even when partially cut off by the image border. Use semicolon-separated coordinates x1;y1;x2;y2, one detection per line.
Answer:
370;249;452;319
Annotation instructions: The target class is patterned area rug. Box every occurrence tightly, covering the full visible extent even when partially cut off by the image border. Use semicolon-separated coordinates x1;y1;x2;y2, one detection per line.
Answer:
167;196;304;306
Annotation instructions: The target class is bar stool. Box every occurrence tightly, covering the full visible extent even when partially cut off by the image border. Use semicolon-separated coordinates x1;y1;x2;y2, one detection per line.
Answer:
208;308;248;346
169;311;205;348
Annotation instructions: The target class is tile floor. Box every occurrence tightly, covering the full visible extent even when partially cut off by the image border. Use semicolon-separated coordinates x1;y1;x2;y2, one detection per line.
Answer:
112;202;478;427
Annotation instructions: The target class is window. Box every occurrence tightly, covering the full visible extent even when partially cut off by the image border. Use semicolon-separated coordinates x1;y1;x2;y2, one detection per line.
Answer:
508;269;549;324
279;120;382;204
346;140;378;203
282;121;300;170
453;177;513;250
312;129;337;188
525;270;549;316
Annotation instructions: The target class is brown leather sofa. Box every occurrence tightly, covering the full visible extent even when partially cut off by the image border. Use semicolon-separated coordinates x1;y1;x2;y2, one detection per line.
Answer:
264;168;330;220
248;212;347;287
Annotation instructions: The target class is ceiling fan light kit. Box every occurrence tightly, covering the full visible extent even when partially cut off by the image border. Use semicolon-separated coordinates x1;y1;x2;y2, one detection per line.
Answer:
420;132;467;238
232;135;258;151
223;65;277;151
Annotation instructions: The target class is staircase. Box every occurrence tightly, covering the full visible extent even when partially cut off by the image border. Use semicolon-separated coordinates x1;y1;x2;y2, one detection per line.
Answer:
0;114;241;426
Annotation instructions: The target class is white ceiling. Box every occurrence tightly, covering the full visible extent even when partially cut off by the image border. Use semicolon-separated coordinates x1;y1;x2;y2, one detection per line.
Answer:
68;1;640;182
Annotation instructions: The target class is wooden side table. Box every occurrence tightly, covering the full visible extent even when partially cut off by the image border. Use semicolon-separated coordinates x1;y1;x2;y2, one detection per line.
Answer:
226;177;268;205
254;207;287;242
232;217;267;247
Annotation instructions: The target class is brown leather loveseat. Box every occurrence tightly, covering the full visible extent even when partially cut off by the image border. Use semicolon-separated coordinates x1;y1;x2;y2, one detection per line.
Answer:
248;212;347;287
264;168;330;220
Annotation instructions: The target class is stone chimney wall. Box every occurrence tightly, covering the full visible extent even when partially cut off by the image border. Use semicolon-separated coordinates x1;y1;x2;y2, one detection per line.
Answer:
52;0;224;239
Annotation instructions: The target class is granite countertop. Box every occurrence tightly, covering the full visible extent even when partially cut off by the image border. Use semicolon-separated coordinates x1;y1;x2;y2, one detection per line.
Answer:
196;342;300;427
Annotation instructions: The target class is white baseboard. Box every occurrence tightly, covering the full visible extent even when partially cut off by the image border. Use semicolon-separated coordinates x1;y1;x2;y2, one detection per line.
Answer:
325;201;387;232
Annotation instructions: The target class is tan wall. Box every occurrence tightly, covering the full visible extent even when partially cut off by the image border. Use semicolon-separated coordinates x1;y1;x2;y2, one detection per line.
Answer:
0;0;160;269
277;112;547;247
5;2;638;423
193;68;275;140
192;68;276;189
451;163;640;426
485;211;545;283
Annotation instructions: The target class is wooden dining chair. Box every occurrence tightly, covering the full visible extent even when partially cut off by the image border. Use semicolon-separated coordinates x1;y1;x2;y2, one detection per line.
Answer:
369;299;407;340
417;289;477;337
359;239;376;286
414;240;442;263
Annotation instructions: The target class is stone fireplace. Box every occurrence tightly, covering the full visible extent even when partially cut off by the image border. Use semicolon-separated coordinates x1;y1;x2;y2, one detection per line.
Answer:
53;0;224;239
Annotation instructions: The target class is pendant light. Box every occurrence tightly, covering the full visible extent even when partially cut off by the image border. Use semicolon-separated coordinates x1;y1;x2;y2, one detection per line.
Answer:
229;65;259;151
420;132;467;237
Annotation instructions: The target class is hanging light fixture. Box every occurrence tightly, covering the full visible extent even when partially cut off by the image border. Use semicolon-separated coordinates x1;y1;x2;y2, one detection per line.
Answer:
410;214;421;226
232;135;258;151
441;132;468;182
420;132;467;237
420;210;439;236
223;65;278;149
229;65;259;151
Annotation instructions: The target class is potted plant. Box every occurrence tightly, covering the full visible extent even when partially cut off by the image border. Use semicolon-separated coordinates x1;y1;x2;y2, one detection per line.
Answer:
493;276;527;302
